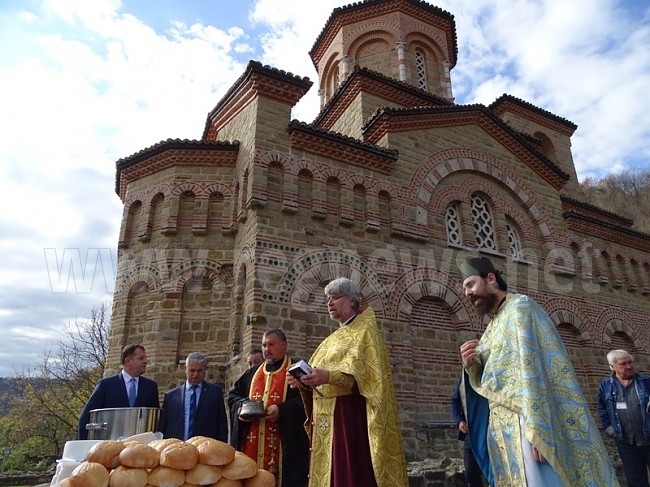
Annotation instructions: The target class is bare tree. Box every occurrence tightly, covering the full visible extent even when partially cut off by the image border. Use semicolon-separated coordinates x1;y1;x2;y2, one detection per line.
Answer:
582;168;650;234
5;301;111;457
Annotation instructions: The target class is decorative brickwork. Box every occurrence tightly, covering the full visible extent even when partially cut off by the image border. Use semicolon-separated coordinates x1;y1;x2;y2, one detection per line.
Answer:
109;0;650;467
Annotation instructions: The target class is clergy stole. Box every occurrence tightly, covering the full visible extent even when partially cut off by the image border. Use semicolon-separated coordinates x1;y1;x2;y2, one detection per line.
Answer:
243;355;291;485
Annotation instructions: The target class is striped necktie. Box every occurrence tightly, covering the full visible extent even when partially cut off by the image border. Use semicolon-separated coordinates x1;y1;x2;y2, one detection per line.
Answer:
188;385;198;438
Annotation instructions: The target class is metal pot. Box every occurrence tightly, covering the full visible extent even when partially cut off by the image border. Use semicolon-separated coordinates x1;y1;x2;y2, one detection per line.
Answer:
86;407;160;440
239;399;267;420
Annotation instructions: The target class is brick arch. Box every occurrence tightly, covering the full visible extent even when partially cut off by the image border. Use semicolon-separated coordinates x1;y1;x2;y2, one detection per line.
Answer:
320;167;347;186
233;243;255;284
413;148;558;243
345;24;397;59
115;268;160;296
256;149;292;170
171;181;202;198
431;187;470;211
204;182;233;200
600;309;644;351
348;175;370;189
404;31;447;64
319;51;342;92
279;249;388;315
170;262;229;294
294;158;318;178
142;184;173;204
368;179;402;199
123;193;147;211
543;297;593;344
564;234;583;250
453;179;538;244
386;267;479;328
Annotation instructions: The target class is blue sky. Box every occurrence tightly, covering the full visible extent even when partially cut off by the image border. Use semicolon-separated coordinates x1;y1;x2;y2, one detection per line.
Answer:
0;0;649;377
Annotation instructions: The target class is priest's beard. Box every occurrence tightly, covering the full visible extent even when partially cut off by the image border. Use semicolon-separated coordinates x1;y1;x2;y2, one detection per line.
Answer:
476;292;498;317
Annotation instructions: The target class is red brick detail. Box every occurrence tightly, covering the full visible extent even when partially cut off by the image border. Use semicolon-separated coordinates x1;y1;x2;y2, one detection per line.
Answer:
490;98;576;136
315;70;449;130
288;122;396;174
311;0;456;68
563;211;650;253
364;108;568;190
117;148;238;201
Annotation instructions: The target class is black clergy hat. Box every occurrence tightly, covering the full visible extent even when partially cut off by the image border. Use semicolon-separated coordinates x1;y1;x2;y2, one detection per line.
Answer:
458;256;498;281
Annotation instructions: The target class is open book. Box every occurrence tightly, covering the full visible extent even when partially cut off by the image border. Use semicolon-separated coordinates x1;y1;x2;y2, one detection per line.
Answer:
288;360;323;396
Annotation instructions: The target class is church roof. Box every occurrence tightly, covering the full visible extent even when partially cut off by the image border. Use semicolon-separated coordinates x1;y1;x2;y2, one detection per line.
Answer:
115;139;239;199
489;94;577;136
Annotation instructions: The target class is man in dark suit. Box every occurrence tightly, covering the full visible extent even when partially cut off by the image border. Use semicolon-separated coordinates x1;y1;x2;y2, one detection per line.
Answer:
159;352;228;442
451;375;486;487
78;343;160;439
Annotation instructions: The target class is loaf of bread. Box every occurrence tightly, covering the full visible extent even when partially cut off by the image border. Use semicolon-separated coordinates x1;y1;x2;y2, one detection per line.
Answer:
119;443;160;469
159;441;199;470
67;461;110;487
243;470;275;487
197;438;236;466
54;478;72;487
108;465;148;487
221;452;258;480
185;463;223;485
185;436;209;446
147;465;186;487
212;478;243;486
148;438;182;452
87;440;126;469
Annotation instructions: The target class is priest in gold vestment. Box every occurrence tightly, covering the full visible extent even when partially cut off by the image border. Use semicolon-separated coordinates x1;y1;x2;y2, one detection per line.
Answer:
289;277;408;487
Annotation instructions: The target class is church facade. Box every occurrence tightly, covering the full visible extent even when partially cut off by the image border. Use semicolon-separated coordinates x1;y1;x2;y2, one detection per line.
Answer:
110;0;650;461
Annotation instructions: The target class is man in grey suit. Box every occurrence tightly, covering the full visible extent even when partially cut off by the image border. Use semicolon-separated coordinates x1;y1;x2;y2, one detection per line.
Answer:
159;352;228;442
78;343;160;439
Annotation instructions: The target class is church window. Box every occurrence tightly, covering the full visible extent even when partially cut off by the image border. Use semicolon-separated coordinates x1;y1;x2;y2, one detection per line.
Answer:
506;220;523;260
416;50;427;90
445;204;461;245
471;194;496;250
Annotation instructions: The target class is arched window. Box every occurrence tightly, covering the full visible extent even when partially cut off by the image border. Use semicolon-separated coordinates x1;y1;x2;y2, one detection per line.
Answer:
506;219;523;260
445;204;461;245
415;50;427;90
471;194;496;251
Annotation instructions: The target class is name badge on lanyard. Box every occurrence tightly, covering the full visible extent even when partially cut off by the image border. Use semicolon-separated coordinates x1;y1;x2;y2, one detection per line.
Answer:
617;401;628;410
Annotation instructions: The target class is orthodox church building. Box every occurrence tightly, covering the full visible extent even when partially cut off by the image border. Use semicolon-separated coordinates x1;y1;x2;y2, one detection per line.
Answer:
110;0;650;461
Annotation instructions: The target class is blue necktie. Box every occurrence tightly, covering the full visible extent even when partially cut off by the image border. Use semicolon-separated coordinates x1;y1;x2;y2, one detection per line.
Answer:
188;385;198;438
128;378;136;407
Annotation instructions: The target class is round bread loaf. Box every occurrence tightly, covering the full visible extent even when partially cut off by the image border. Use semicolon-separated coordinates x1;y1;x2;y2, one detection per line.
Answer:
68;461;109;487
119;443;160;469
221;452;258;480
147;465;186;487
87;440;126;469
185;436;209;446
109;465;148;487
159;442;199;470
197;439;236;466
212;478;243;486
243;470;275;487
148;438;182;452
185;463;223;485
54;478;72;487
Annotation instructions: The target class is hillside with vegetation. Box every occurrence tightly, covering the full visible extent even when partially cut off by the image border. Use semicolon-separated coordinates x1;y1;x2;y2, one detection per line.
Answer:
581;168;650;234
